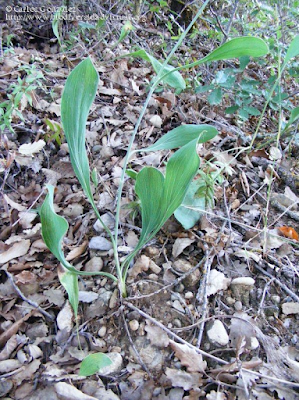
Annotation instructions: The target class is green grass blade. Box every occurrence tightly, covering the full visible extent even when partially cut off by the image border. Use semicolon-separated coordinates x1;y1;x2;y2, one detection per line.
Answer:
61;58;99;201
141;125;218;152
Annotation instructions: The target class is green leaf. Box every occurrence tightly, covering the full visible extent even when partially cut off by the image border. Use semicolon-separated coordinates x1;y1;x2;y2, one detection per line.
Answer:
208;88;222;105
40;185;69;266
61;58;99;202
39;185;118;282
242;105;261;116
59;271;79;317
174;181;205;229
52;6;64;46
225;105;239;114
135;139;200;246
284;106;299;130
282;35;299;69
79;353;112;377
124;49;186;90
118;21;134;43
197;37;269;64
141;125;218;152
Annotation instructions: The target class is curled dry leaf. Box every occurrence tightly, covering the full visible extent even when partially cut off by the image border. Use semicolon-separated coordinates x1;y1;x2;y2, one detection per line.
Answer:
56;301;74;333
169;340;207;372
172;237;195;258
18;140;46;156
55;382;98;400
0;239;30;265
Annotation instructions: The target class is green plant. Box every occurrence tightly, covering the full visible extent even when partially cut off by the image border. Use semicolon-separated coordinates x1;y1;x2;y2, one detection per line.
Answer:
0;64;44;133
39;3;268;374
44;119;64;146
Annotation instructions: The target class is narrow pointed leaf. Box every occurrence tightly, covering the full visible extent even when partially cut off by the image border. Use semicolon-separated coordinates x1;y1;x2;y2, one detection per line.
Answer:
61;58;99;200
59;271;79;317
80;353;112;377
142;125;218;152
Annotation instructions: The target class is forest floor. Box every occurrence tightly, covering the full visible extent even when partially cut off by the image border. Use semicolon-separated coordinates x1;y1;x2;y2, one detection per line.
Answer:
0;2;299;399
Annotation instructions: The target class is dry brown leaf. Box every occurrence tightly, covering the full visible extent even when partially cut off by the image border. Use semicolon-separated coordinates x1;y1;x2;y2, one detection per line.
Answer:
56;301;73;333
55;382;100;400
66;241;88;261
18;140;46;156
165;368;202;390
0;311;34;348
145;321;169;348
129;255;150;278
169;340;207;372
0;239;31;265
172;238;195;258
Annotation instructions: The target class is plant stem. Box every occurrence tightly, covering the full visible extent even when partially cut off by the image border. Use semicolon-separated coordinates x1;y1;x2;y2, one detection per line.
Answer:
113;0;211;296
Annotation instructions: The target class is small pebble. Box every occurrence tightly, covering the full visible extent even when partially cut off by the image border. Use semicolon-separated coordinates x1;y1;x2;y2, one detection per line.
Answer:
207;320;229;346
173;319;182;328
89;236;113;251
172;300;185;313
109;289;118;309
129;320;139;331
234;301;243;311
271;295;281;304
226;296;235;305
98;326;107;338
185;291;194;299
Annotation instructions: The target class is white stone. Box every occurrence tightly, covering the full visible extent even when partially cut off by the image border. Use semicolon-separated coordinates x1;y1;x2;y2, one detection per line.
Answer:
93;213;115;233
129;320;139;331
231;277;255;286
89;237;113;251
282;302;299;315
207;320;229;346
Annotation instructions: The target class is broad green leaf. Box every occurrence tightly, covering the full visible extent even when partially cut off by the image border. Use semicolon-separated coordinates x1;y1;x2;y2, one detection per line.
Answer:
61;58;99;201
39;185;117;282
208;88;222;105
80;353;112;377
242;105;261;116
282;35;299;69
135;167;164;245
40;185;70;266
125;49;186;90
194;37;269;65
59;271;79;317
174;181;205;229
135;139;199;246
142;125;218;152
